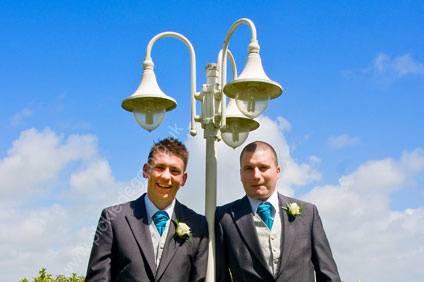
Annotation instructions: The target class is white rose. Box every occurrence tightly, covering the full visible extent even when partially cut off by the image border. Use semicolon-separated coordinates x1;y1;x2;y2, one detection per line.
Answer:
176;222;191;237
288;203;301;216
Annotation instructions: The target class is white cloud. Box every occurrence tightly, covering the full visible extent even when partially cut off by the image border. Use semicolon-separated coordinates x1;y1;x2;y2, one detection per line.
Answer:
328;134;360;149
304;148;424;282
373;53;424;77
0;128;141;281
0;128;98;205
276;116;291;132
0;204;94;279
309;155;321;164
343;53;424;85
10;108;33;127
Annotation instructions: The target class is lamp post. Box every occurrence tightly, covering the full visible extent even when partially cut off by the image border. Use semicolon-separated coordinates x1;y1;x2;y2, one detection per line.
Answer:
122;18;283;281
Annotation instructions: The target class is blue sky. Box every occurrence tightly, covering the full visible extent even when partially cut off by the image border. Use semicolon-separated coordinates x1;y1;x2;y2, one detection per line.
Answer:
1;1;423;281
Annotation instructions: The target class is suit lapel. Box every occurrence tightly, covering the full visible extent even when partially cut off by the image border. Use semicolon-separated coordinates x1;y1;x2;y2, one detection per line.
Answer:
277;194;296;276
125;194;156;278
233;196;271;276
155;200;183;281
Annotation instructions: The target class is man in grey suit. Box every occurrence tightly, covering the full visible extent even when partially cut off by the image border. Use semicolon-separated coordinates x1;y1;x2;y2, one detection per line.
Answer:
86;137;208;282
216;141;340;282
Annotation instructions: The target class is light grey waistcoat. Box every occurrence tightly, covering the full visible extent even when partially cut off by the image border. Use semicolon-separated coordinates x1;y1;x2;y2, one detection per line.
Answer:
253;211;282;275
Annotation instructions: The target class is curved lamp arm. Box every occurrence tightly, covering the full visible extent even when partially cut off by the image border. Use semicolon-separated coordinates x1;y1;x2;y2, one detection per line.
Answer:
219;18;258;128
217;49;238;83
217;49;237;127
144;32;198;136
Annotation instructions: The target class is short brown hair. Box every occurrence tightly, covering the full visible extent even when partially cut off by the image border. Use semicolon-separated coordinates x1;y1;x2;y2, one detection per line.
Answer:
147;137;189;170
240;141;278;166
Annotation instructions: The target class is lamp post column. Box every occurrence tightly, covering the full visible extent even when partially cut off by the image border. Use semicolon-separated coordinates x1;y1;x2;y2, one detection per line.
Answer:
200;63;221;282
205;133;217;282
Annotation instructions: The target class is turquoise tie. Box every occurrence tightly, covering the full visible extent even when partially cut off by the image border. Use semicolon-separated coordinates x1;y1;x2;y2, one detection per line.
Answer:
152;211;169;236
257;202;274;230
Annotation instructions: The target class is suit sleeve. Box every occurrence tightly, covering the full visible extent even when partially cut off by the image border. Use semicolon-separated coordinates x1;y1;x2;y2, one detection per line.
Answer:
215;208;231;282
311;205;341;282
86;208;114;282
190;217;209;282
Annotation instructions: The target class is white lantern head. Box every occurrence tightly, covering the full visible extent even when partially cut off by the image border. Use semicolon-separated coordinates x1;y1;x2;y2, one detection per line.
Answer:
221;99;259;148
122;65;176;131
223;49;282;118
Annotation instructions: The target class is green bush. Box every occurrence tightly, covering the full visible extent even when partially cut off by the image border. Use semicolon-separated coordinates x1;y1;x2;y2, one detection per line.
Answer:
19;268;84;282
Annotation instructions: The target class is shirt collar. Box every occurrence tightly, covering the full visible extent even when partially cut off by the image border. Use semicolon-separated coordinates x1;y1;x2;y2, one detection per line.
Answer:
144;194;175;222
247;189;279;216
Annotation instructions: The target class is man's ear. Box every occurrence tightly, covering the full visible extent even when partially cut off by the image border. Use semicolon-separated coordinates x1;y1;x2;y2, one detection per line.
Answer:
181;172;188;187
142;163;150;178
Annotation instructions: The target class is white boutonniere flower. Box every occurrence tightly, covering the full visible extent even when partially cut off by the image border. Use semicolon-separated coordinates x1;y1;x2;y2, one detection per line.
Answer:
283;202;303;218
173;220;191;239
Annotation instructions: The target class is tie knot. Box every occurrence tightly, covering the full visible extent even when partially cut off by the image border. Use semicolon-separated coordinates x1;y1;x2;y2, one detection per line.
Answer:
256;202;274;230
152;210;169;223
257;202;273;215
152;211;169;236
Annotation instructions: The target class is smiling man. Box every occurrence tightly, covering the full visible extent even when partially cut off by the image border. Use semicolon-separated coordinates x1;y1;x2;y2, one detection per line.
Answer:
215;141;340;282
86;138;208;282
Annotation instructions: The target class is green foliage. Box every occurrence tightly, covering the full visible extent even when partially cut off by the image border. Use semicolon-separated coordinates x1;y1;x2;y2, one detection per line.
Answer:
19;268;85;282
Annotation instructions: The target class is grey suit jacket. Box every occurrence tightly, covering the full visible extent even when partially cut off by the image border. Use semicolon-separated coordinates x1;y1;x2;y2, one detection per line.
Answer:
86;194;208;282
215;193;340;282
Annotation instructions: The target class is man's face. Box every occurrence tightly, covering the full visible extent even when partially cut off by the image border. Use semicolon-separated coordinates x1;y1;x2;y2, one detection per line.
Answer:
143;151;187;209
240;148;280;201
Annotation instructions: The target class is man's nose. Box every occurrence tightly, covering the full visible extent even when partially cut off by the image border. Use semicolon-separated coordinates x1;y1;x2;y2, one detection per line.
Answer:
159;168;172;181
252;167;261;179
